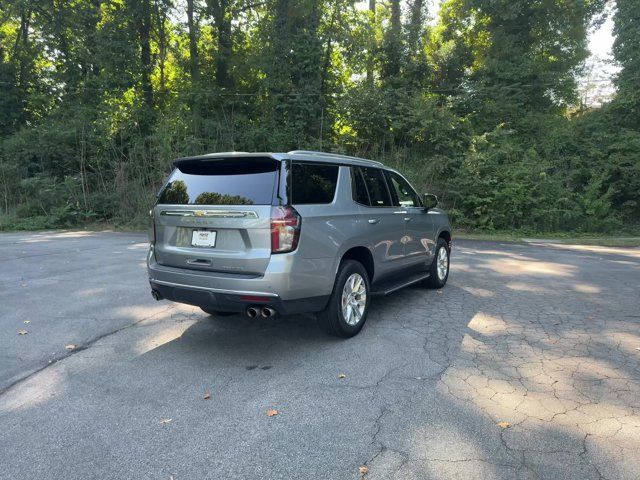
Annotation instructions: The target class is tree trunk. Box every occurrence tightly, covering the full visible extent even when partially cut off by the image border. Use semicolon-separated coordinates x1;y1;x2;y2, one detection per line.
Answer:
320;1;338;96
187;0;200;83
137;0;154;111
382;0;401;80
366;0;375;85
407;0;423;54
207;0;233;89
14;5;31;90
154;0;168;96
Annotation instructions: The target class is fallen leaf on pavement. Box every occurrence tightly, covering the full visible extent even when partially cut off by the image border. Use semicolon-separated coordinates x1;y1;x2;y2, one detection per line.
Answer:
159;418;172;425
203;392;211;400
18;329;28;335
23;320;30;324
65;344;77;351
359;466;369;474
497;421;511;428
266;409;279;417
338;373;347;379
587;315;594;320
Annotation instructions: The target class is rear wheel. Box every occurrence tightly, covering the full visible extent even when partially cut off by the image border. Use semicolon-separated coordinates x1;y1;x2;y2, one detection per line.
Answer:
317;260;370;338
200;307;236;316
424;237;450;289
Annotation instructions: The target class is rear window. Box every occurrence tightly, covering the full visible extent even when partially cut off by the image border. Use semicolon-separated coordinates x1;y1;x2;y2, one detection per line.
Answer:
291;163;339;204
158;159;278;205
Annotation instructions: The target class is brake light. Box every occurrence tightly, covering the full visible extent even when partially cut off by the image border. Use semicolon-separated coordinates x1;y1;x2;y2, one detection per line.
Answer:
270;206;301;253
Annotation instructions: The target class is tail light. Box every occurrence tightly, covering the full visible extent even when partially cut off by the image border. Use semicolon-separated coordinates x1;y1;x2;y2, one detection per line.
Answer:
270;206;301;253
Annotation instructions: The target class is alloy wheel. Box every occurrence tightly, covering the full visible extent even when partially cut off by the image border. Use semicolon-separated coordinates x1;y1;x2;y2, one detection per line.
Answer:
341;273;367;326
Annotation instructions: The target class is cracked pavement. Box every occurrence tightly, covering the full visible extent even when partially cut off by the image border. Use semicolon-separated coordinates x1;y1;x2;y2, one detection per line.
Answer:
1;231;639;479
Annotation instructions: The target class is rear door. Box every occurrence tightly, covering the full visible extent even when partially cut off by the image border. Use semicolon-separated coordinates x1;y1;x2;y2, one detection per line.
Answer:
153;157;279;276
352;166;407;278
385;170;434;266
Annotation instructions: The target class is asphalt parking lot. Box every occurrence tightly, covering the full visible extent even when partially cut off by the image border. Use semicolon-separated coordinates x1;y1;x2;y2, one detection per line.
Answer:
1;231;639;480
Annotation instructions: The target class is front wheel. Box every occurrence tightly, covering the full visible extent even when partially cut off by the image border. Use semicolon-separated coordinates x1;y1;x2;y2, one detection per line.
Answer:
317;260;370;338
424;238;450;289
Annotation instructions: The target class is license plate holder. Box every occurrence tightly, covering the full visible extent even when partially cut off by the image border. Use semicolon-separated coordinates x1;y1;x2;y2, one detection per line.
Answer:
191;230;217;247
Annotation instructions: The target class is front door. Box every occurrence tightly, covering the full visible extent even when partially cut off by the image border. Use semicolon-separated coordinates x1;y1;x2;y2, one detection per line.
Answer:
385;171;435;267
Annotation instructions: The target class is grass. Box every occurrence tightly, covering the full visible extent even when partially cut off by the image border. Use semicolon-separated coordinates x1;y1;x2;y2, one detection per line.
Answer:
455;231;640;247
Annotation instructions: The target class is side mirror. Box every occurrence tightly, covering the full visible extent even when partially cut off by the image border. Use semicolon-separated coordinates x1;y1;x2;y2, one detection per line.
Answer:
423;193;438;210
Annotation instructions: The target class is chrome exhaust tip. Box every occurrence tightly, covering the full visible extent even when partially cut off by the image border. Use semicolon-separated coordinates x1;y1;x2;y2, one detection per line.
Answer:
261;307;276;318
246;307;259;318
151;289;163;301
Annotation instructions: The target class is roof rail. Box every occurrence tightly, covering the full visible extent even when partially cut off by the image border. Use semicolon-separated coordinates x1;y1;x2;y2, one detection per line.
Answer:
287;150;383;166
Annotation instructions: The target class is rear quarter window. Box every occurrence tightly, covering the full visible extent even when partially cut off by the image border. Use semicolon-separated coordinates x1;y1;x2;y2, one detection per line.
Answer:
157;159;278;205
351;167;371;205
359;167;392;207
291;163;339;204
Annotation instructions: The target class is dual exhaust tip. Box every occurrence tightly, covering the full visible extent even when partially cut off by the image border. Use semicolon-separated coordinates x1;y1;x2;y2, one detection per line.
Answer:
247;306;276;318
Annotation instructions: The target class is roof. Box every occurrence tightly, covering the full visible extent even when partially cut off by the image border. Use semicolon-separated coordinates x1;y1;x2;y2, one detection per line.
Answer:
172;150;385;168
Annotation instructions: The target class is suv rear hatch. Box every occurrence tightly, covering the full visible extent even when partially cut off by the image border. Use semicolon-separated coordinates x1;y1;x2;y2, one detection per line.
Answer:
152;155;283;276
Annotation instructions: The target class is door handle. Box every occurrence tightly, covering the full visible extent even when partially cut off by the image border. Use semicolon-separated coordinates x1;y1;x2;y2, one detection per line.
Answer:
368;218;380;224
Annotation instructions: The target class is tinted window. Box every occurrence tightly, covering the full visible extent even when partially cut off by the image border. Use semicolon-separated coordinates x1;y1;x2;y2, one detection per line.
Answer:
351;167;370;205
387;171;421;207
158;159;278;205
360;167;392;207
291;163;339;204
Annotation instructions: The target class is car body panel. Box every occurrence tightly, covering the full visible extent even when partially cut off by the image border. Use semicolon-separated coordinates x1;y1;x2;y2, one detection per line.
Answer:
405;205;436;265
153;204;273;275
148;151;452;312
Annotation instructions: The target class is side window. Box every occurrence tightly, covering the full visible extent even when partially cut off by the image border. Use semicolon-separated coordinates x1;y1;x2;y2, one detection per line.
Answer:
387;171;421;207
351;167;371;205
360;167;392;207
291;163;339;204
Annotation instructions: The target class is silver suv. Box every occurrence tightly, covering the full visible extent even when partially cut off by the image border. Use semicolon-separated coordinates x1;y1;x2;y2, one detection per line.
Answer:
148;151;452;337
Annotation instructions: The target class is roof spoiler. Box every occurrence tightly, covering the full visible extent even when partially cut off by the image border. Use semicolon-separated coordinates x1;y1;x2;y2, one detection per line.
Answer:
172;153;279;168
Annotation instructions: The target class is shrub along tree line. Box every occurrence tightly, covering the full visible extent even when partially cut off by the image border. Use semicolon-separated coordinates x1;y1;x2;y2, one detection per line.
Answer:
0;0;638;232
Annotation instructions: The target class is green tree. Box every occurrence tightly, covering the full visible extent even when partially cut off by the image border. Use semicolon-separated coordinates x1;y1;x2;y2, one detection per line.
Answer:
611;0;640;129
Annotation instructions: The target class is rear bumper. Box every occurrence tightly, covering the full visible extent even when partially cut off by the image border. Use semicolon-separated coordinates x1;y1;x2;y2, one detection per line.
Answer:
150;280;328;314
147;247;333;314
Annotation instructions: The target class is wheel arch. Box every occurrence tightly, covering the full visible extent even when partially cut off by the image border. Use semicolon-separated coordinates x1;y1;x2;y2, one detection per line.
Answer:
437;229;452;249
338;246;375;282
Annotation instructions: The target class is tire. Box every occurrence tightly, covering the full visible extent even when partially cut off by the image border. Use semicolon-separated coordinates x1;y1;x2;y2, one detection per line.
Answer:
317;260;371;338
200;307;236;316
425;237;450;289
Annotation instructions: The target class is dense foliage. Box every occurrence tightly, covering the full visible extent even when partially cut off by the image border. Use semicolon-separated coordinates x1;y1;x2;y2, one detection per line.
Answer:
0;0;638;232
